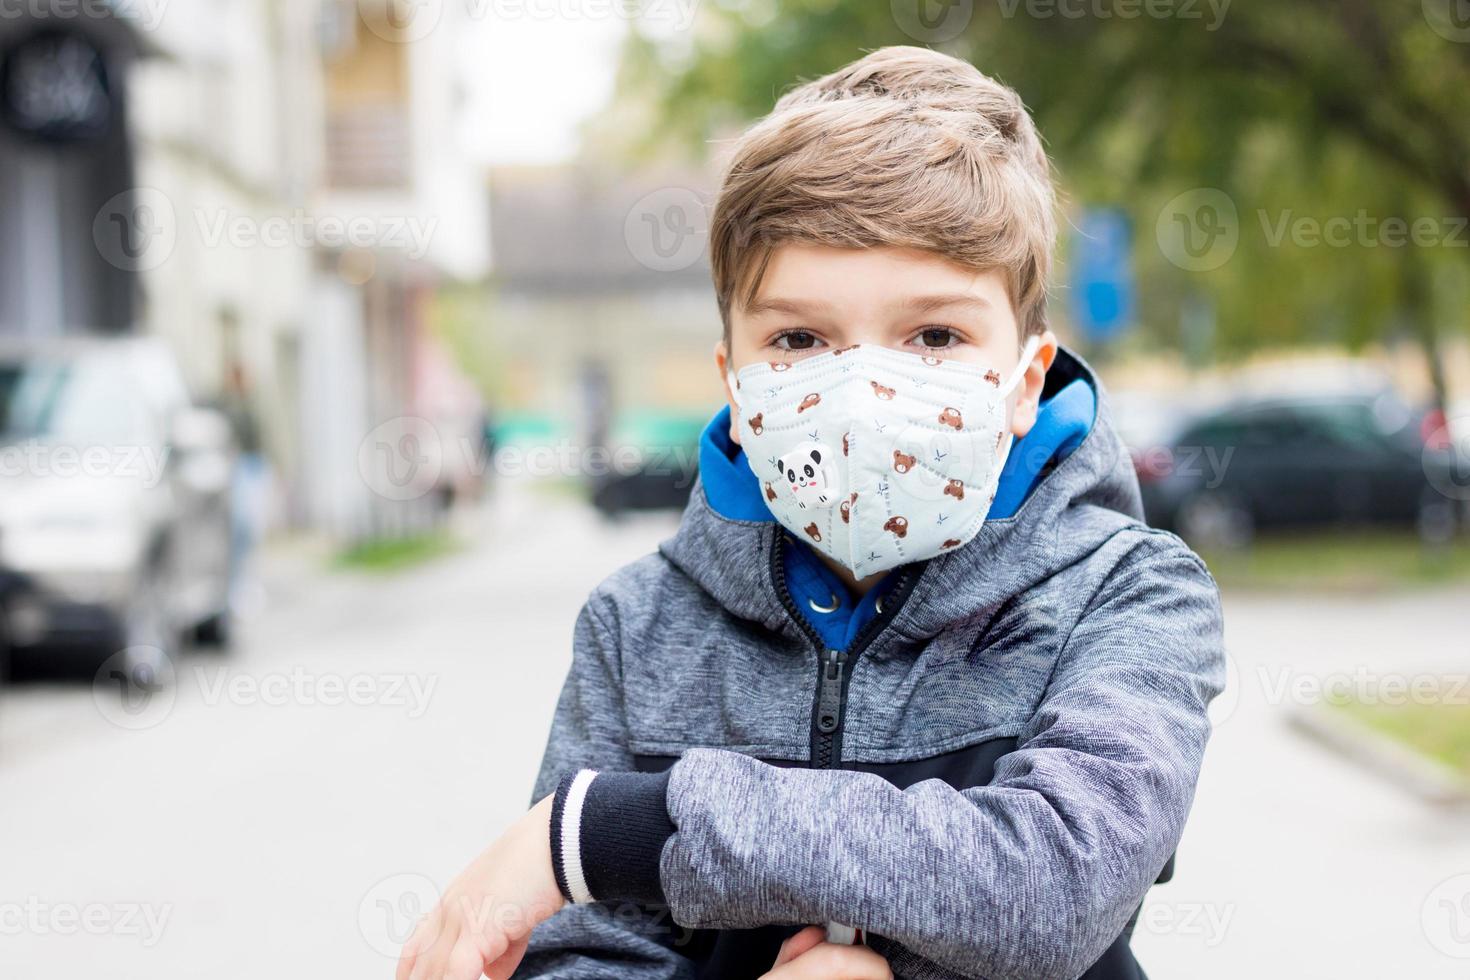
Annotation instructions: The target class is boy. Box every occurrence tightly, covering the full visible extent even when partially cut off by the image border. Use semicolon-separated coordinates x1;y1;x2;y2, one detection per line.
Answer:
397;46;1224;980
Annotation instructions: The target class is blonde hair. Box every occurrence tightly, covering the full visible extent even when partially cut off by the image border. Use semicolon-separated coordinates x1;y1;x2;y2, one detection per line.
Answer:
710;46;1057;340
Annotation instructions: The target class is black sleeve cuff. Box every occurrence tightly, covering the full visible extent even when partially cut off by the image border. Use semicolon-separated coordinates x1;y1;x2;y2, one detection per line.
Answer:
548;770;579;903
550;768;676;906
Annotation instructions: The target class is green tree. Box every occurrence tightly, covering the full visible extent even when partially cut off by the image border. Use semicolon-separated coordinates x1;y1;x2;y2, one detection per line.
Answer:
612;0;1470;411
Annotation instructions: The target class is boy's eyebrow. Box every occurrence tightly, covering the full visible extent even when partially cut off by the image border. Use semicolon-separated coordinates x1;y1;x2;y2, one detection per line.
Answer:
898;293;993;316
743;296;838;318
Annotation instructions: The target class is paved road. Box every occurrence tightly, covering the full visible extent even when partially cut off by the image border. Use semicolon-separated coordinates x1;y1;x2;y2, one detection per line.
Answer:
2;491;1467;978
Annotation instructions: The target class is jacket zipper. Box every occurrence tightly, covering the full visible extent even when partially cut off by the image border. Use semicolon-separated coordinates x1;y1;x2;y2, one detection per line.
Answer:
769;533;919;770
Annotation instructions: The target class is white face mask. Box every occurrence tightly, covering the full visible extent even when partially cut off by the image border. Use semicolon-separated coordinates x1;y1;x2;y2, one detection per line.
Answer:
729;337;1040;577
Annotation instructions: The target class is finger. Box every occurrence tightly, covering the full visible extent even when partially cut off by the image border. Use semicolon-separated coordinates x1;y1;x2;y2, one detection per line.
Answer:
485;935;529;980
447;931;488;980
772;926;827;967
408;919;457;980
396;910;440;980
764;942;892;980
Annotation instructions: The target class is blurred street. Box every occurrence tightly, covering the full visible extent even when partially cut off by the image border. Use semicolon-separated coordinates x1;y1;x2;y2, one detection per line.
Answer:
2;491;1468;979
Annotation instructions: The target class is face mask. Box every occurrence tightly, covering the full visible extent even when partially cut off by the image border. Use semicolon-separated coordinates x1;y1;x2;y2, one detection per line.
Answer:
729;337;1039;577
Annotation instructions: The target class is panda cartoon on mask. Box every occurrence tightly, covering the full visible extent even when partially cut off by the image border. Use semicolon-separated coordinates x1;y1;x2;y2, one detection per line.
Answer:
775;441;839;509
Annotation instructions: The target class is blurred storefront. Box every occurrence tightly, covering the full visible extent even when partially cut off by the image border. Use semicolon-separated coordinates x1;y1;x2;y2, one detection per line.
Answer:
0;0;490;541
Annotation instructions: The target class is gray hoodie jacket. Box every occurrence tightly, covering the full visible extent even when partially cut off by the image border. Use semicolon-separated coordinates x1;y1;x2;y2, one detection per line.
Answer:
516;350;1225;980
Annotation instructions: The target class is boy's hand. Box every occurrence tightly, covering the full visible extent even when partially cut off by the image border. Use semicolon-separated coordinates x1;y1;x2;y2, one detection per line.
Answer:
761;926;893;979
396;795;564;980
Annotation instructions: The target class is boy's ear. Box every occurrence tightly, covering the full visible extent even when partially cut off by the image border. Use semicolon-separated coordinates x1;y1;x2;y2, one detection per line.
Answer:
1009;330;1058;440
716;339;742;446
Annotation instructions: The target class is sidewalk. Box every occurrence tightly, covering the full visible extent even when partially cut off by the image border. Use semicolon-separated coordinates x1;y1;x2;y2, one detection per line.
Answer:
1;491;1466;976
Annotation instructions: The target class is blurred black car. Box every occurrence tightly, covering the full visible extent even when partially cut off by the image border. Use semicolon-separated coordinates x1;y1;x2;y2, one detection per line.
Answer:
1132;389;1463;547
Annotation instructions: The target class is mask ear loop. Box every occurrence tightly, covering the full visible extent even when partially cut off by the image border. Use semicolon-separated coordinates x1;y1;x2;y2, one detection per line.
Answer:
991;334;1044;478
998;335;1043;397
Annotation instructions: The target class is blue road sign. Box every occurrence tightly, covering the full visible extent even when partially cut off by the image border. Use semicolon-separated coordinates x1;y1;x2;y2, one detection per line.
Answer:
1069;208;1135;343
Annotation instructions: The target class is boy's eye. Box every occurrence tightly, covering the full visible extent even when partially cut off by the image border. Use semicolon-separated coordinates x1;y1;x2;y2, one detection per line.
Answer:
916;327;957;349
775;330;820;351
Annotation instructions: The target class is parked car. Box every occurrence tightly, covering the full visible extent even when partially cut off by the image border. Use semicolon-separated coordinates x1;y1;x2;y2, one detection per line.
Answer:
1133;388;1462;547
0;337;235;677
589;412;704;517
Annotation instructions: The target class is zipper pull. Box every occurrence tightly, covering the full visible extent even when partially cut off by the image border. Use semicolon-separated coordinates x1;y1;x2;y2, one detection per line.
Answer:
816;648;845;734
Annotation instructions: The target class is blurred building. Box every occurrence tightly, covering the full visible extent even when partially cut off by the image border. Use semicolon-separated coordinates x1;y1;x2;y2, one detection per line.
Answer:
487;165;721;450
0;0;490;540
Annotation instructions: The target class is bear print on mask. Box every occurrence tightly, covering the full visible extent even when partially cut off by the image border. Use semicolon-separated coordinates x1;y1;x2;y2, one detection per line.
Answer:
804;522;822;542
842;432;850;456
797;393;821;413
893;450;916;474
764;483;777;502
870;381;896;400
748;412;764;435
883;515;908;538
942;538;962;549
938;407;963;429
776;441;837;509
984;368;1001;386
944;479;964;500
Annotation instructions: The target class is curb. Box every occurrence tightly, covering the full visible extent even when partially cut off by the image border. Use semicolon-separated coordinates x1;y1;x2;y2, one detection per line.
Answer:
1288;705;1470;808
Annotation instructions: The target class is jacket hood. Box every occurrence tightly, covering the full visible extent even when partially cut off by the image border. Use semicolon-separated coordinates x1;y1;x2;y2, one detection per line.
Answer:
658;346;1144;643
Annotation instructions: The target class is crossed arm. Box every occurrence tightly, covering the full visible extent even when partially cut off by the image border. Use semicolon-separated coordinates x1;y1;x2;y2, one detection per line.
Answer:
396;547;1224;980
